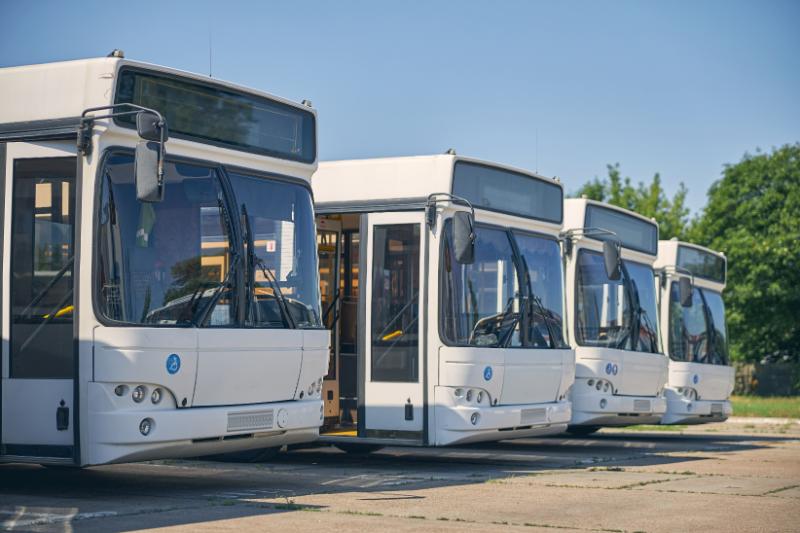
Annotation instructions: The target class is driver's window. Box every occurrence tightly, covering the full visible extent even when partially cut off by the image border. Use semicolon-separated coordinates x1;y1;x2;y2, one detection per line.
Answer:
370;224;420;382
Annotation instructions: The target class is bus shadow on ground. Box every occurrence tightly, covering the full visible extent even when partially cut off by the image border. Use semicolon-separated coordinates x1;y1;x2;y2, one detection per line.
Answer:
0;431;797;532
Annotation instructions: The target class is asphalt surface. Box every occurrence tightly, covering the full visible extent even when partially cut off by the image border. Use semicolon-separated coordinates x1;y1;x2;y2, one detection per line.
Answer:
1;419;798;532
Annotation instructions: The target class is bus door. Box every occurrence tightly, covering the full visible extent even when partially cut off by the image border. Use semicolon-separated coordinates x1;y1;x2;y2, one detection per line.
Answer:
317;218;342;423
1;142;78;463
363;212;425;442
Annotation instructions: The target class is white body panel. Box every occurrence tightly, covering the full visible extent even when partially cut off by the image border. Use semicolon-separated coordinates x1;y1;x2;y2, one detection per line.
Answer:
563;199;668;427
314;156;575;446
655;240;734;425
0;58;327;465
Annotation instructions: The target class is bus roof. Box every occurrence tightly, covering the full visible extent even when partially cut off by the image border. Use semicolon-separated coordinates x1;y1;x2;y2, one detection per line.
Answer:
0;56;315;126
655;239;727;287
564;198;660;256
313;154;563;222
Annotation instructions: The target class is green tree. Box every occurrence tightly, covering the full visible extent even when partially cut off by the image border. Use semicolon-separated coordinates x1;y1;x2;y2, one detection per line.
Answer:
572;164;690;240
690;144;800;363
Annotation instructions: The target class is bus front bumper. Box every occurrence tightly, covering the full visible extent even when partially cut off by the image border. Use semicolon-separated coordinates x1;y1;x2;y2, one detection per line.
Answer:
86;383;322;465
433;387;571;446
661;397;732;425
570;390;667;426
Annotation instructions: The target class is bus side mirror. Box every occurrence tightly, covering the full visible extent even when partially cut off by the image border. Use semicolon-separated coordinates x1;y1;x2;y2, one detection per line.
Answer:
453;211;475;264
135;111;167;203
135;141;164;202
679;276;693;307
136;111;169;142
603;240;621;280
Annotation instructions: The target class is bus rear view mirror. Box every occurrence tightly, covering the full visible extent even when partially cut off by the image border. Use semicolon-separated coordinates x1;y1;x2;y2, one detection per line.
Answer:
453;211;475;264
135;141;165;202
136;111;169;142
603;240;621;280
679;276;693;307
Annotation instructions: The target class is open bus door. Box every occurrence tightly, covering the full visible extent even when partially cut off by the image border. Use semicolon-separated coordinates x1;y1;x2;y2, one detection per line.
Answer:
317;211;426;446
1;141;78;465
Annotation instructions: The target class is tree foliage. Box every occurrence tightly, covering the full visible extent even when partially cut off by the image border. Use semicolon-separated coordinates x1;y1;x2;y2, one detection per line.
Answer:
571;164;690;240
690;144;800;363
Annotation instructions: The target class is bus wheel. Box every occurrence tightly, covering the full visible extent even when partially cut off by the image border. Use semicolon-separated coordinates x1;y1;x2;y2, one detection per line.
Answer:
207;446;281;463
334;443;384;454
565;425;600;437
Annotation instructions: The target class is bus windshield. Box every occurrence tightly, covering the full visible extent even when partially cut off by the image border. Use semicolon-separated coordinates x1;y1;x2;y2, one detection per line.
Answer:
669;284;728;365
96;152;321;328
440;222;565;348
575;250;659;353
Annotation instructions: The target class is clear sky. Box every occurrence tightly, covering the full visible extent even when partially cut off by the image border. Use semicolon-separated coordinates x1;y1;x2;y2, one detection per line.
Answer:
2;0;798;212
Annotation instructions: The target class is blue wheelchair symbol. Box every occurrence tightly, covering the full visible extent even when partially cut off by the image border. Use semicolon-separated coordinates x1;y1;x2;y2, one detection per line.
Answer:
166;354;181;375
483;366;493;381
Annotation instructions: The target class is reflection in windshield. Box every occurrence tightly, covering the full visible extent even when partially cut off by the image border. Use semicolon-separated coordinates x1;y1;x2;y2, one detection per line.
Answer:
670;284;728;365
440;222;566;349
96;153;321;328
668;285;707;362
513;233;567;348
575;250;660;352
229;172;321;328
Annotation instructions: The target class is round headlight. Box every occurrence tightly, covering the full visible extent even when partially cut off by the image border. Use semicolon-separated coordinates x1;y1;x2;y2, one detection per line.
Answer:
477;391;484;403
587;379;595;387
454;388;464;398
466;390;474;402
114;385;128;397
132;385;146;403
308;383;315;396
151;388;162;404
600;398;607;409
139;418;153;436
470;412;479;425
596;381;603;391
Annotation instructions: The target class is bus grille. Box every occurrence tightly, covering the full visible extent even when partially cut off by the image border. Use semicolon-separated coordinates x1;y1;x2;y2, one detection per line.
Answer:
227;410;274;432
633;400;651;412
711;403;723;415
520;408;547;426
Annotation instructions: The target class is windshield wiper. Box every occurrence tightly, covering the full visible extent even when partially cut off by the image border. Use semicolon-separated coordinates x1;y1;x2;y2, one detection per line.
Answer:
520;255;558;348
254;257;296;328
193;195;239;326
241;203;296;328
615;260;639;350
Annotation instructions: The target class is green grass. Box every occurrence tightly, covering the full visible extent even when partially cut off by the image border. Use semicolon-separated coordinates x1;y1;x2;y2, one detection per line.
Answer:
731;396;800;418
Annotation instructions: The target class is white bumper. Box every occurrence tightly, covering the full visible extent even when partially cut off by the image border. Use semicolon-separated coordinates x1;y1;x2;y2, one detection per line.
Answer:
571;388;667;426
661;396;732;425
86;382;322;465
433;386;571;445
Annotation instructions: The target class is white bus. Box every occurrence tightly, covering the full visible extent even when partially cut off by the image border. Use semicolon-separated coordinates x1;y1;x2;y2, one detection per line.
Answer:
654;240;733;424
312;154;574;449
562;199;667;434
0;55;327;466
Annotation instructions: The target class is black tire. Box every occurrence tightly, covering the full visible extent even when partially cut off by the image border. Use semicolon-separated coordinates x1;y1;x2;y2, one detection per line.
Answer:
334;443;384;454
565;425;601;437
205;446;281;463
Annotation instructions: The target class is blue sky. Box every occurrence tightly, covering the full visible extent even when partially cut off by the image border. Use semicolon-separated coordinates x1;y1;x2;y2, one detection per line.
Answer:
2;1;798;212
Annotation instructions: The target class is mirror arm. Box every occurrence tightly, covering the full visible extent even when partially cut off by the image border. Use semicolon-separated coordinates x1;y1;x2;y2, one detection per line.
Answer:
78;103;165;156
425;192;474;231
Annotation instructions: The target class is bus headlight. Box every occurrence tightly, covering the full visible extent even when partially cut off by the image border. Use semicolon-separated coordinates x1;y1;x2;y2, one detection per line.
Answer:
114;384;128;397
139;418;154;436
466;390;474;402
132;385;147;403
477;391;484;403
454;388;464;398
151;388;163;404
470;412;480;425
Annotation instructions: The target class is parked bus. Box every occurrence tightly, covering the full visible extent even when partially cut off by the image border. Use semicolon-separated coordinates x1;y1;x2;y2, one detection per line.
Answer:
312;154;574;449
0;54;327;466
654;240;733;424
562;199;667;434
